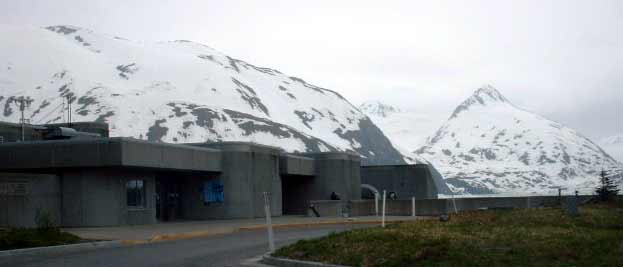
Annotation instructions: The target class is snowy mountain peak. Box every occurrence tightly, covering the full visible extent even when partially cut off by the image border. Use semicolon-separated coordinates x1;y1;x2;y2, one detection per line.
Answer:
417;85;621;194
473;85;508;103
359;101;401;118
450;85;509;119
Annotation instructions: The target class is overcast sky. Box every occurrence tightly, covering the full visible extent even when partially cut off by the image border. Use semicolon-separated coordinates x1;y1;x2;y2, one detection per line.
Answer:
1;0;622;140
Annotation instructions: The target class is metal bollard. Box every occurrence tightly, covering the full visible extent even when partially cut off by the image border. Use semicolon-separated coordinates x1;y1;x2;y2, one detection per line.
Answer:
263;192;275;252
411;197;416;217
382;190;387;228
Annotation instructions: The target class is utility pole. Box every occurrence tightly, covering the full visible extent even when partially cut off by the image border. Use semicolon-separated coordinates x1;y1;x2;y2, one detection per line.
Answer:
66;95;72;127
19;98;25;141
13;97;30;142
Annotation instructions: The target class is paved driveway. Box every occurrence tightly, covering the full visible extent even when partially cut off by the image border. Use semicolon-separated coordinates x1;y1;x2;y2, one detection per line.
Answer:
1;224;367;267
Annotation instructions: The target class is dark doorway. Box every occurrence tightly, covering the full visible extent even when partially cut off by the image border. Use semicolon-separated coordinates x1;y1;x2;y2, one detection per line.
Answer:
281;175;314;215
156;176;183;222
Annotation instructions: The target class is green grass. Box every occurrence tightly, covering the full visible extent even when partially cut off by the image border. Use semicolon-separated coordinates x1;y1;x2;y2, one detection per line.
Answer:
275;203;623;267
0;227;82;251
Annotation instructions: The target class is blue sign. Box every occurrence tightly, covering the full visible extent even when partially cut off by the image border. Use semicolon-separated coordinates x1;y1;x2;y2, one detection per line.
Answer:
204;180;224;203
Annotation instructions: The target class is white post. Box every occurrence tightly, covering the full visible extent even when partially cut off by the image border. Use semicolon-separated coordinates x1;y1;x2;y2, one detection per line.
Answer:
263;192;275;252
374;192;379;216
382;190;386;228
411;197;416;217
451;193;458;214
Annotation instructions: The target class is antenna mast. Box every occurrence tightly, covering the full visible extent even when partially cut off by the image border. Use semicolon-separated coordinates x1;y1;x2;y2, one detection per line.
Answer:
14;97;30;142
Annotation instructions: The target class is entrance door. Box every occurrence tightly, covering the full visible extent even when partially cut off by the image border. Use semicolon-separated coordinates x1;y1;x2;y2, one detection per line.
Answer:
281;175;314;215
156;178;182;222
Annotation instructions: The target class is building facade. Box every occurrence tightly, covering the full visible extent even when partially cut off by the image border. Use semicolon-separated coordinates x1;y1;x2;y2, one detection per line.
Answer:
0;121;438;227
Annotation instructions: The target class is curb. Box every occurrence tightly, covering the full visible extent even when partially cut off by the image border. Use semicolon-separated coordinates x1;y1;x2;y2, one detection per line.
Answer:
0;240;123;258
0;218;415;257
148;228;236;242
239;219;408;231
262;253;349;267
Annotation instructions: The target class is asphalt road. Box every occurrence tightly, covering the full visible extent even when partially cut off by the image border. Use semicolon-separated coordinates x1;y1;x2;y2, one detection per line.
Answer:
1;224;367;267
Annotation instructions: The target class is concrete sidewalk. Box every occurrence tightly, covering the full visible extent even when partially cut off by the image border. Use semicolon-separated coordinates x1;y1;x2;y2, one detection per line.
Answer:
64;216;422;243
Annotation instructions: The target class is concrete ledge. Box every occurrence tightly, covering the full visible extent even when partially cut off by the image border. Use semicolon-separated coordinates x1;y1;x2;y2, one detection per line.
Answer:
0;240;122;258
300;152;361;162
192;141;282;155
262;253;349;267
0;137;222;172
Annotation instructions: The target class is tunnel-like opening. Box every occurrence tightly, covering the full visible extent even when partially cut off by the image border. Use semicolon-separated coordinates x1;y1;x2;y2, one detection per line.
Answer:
361;184;379;200
281;175;314;215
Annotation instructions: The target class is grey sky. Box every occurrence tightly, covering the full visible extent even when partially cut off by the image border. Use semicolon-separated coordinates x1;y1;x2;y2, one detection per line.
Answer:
1;0;622;140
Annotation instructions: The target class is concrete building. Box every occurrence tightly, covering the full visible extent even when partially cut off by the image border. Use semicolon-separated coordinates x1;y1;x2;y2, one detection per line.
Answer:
0;121;438;228
360;165;439;200
0;122;364;227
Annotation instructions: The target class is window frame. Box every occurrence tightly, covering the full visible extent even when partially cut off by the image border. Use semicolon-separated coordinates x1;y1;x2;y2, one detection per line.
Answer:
126;179;146;208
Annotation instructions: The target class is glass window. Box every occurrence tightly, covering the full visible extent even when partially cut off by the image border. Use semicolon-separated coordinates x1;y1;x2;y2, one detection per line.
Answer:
126;179;145;207
203;180;224;203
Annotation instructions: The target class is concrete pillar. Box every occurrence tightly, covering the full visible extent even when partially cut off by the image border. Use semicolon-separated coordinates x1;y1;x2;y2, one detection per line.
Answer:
301;152;362;202
198;142;282;218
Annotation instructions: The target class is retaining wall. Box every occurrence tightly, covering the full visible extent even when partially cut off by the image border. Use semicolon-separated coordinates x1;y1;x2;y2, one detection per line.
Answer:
310;195;595;217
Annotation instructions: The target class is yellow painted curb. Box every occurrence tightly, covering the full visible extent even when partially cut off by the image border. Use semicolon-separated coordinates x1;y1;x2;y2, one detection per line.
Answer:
148;228;235;242
120;240;148;245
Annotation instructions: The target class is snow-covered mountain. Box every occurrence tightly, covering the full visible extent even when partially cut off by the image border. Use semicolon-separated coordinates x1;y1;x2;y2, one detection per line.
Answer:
0;25;406;165
600;135;623;163
415;85;622;194
359;101;444;153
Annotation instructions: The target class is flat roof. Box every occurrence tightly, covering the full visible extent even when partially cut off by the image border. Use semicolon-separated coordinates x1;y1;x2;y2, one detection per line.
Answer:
0;137;222;172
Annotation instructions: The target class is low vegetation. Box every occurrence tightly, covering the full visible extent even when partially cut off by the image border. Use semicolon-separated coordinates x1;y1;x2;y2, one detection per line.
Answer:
0;227;81;251
275;202;623;267
0;211;81;251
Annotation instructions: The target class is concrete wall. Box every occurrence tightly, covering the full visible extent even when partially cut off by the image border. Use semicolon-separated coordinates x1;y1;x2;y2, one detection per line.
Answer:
301;152;362;202
361;165;438;200
279;154;315;176
0;172;61;228
61;169;156;227
192;142;282;218
311;195;596;217
177;173;230;220
0;121;43;143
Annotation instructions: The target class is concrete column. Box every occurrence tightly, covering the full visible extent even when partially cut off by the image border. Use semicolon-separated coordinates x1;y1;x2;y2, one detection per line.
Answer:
199;142;282;218
301;152;362;202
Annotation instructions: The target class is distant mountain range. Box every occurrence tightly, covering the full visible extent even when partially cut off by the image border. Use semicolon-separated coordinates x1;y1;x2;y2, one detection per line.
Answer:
0;25;405;165
359;101;444;154
362;86;622;194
